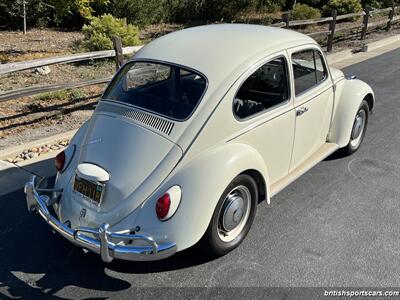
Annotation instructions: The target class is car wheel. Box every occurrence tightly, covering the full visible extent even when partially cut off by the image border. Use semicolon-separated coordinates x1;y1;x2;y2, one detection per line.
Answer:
201;174;258;257
342;100;369;155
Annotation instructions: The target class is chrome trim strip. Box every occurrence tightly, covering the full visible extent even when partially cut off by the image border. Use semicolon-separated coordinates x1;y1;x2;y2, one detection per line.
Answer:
25;176;177;262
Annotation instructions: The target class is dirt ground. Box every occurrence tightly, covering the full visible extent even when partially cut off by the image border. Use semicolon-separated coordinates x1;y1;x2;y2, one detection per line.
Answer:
0;29;114;150
0;21;399;151
0;29;82;62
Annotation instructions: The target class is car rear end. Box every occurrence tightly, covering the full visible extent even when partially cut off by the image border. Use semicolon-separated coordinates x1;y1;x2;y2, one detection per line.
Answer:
25;60;208;262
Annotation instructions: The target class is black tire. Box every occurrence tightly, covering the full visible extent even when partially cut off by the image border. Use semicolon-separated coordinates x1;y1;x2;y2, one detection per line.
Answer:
342;100;369;156
201;174;258;257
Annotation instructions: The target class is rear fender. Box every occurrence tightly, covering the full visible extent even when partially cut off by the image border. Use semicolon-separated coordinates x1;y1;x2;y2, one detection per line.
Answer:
116;143;270;251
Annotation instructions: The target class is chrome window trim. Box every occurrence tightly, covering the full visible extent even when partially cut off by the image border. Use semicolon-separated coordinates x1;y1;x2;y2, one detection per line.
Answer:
291;48;329;98
101;59;209;123
232;54;292;122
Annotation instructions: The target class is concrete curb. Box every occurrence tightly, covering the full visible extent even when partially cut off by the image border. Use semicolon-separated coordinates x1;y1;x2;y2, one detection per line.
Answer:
0;160;16;172
326;49;354;65
366;34;400;52
327;34;400;66
0;129;77;161
14;148;61;168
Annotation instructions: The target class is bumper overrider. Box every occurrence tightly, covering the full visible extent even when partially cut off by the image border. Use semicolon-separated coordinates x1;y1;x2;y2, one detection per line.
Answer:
24;176;177;262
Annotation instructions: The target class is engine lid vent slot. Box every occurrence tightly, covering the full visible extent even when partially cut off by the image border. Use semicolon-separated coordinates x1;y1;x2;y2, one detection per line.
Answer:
95;101;175;136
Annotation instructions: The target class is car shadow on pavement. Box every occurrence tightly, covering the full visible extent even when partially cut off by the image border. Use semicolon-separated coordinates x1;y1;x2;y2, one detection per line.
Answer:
0;158;216;298
108;244;216;274
324;148;347;161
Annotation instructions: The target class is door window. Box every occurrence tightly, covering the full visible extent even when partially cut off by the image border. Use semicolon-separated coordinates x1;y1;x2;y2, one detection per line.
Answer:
233;57;290;119
292;49;327;96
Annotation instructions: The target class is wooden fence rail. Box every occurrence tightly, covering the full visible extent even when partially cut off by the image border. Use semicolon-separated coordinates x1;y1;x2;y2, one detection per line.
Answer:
0;6;398;103
279;5;398;51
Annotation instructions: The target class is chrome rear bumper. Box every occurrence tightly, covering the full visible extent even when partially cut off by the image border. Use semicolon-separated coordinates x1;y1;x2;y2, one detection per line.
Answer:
24;176;177;262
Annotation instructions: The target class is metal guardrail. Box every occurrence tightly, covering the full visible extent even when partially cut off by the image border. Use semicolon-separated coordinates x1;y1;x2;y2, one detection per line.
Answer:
0;46;142;76
0;77;112;102
0;38;142;102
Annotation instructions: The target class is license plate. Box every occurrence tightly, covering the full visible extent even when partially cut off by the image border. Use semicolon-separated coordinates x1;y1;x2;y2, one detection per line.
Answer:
73;176;104;206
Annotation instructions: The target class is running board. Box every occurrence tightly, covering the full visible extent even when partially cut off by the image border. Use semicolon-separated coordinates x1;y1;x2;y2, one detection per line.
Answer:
270;143;339;197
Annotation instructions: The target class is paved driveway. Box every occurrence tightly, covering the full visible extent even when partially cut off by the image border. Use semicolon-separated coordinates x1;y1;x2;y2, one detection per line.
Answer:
0;48;399;299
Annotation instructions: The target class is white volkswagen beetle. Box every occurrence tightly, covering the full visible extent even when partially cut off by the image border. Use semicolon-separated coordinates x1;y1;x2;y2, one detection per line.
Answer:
25;24;374;262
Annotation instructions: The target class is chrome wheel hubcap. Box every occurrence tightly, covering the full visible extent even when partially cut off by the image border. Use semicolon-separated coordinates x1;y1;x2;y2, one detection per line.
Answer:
350;109;366;148
218;185;251;242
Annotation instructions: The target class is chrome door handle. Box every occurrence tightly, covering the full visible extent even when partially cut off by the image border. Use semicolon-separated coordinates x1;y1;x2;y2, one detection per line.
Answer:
296;106;309;116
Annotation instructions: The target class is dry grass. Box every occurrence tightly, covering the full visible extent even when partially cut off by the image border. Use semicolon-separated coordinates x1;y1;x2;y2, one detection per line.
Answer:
0;29;113;146
0;85;104;139
0;29;83;62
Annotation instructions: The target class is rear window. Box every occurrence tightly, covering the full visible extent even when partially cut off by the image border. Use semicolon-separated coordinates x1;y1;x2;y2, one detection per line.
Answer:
102;61;207;121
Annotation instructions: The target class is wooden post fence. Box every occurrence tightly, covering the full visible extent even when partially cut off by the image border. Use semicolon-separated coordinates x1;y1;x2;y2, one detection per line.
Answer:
112;35;124;71
327;9;337;53
361;8;370;40
387;3;395;32
0;4;398;104
284;12;290;28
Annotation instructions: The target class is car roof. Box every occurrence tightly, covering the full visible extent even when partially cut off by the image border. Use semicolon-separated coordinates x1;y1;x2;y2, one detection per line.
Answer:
132;24;316;82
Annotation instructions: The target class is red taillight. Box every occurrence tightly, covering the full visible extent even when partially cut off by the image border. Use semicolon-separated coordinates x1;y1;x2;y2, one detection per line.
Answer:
55;151;66;172
156;193;171;220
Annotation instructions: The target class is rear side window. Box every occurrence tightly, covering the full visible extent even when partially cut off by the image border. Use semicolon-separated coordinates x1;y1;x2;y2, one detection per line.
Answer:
233;57;290;119
102;62;207;121
292;49;327;96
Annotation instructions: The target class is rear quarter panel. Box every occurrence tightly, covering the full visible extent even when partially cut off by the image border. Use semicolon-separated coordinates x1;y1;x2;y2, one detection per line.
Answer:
114;142;270;251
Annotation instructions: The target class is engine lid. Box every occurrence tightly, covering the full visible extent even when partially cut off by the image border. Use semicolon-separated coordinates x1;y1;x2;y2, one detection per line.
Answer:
73;112;182;214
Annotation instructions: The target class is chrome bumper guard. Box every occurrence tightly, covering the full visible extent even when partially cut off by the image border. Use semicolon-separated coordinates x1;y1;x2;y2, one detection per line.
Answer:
24;176;177;262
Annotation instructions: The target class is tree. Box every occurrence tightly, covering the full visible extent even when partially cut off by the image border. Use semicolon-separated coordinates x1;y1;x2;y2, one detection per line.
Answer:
0;0;44;31
23;0;26;34
74;0;110;20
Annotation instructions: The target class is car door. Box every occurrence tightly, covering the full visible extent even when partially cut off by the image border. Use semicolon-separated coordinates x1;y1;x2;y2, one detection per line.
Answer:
288;46;334;171
230;54;296;184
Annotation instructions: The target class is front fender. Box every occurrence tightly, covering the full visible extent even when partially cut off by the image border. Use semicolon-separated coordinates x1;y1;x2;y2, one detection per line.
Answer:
125;143;270;251
329;78;374;147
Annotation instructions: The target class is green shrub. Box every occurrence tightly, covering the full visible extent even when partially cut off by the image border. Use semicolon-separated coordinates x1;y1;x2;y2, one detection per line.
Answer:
290;4;321;20
38;90;70;101
322;0;363;16
0;53;10;63
245;0;285;13
112;0;167;27
292;0;327;9
165;0;281;23
70;89;86;101
82;14;140;51
165;0;246;23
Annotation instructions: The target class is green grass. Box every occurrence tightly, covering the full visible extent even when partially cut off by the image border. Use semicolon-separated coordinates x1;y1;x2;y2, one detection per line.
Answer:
0;53;10;63
36;89;91;102
38;90;70;101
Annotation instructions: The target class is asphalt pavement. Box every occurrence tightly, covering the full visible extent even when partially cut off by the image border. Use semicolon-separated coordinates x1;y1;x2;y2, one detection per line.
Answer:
0;48;399;299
